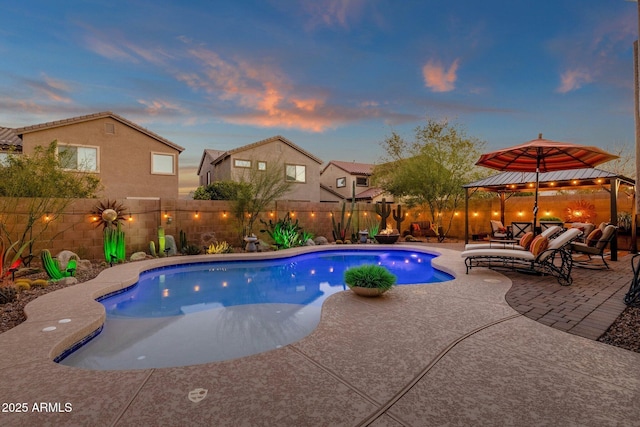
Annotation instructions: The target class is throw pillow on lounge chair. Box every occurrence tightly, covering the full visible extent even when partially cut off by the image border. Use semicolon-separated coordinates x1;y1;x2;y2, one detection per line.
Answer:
490;220;509;239
464;226;561;251
529;235;548;256
586;228;603;247
519;232;534;250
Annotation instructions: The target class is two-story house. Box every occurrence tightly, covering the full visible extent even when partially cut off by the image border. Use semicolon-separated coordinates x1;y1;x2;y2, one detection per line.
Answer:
320;160;387;202
1;112;184;199
197;135;323;202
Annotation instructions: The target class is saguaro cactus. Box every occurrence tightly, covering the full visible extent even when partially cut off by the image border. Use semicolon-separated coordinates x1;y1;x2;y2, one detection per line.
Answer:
392;204;406;233
375;198;391;231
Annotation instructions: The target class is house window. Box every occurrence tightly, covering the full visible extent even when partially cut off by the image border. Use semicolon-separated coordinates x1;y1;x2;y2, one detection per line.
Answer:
356;176;369;187
151;153;175;175
58;144;98;172
206;171;211;185
0;152;9;166
336;177;346;188
285;164;306;183
234;159;251;168
257;161;267;171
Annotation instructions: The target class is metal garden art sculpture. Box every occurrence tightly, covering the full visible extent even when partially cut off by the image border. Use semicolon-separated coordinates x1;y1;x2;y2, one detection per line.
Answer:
91;200;126;265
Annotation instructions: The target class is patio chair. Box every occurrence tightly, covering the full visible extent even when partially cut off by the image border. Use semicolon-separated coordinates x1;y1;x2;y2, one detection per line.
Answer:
464;225;562;251
489;220;510;239
624;254;640;307
511;221;532;239
570;224;617;269
460;227;582;286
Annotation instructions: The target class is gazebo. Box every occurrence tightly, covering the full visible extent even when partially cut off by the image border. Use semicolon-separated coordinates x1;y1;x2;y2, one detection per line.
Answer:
462;168;636;260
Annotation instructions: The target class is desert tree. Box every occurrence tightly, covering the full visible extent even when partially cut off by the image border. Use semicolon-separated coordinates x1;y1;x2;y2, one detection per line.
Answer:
0;140;101;265
373;117;486;238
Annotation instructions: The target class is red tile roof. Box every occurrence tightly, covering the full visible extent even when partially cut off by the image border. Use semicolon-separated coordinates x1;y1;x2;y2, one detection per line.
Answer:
322;160;374;175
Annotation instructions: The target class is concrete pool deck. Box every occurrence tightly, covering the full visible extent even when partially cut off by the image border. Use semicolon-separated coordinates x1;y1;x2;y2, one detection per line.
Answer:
1;244;639;426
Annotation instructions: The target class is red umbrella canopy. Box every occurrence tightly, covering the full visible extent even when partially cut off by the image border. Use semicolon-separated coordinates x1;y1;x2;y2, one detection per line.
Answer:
476;134;618;172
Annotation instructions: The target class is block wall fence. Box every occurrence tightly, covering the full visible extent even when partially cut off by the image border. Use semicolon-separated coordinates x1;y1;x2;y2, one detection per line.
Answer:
0;190;634;262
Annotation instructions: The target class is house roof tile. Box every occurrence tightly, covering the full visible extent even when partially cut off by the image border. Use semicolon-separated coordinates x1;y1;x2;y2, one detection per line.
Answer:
14;111;185;152
322;160;374;175
213;135;323;165
0;127;22;149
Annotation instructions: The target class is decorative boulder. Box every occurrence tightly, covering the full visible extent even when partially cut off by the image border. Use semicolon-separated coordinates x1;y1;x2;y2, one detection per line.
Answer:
56;250;79;269
130;252;148;262
165;235;178;256
304;239;315;246
76;259;92;271
200;232;217;248
313;236;329;245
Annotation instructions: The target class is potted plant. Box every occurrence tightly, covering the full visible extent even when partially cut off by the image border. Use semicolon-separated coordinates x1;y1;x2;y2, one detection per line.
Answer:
344;264;397;297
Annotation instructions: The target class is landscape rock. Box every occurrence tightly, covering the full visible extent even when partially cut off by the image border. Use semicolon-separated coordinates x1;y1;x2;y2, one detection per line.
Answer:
56;277;78;286
313;236;329;245
165;235;178;256
200;232;218;248
130;252;148;261
55;250;79;269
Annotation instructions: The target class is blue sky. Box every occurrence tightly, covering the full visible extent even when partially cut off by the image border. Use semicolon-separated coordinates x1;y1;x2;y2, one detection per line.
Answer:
0;1;637;195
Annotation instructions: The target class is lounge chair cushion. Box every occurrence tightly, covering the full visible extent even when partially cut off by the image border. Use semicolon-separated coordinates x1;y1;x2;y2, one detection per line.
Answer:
586;229;602;247
519;232;534;250
596;225;616;250
529;235;549;257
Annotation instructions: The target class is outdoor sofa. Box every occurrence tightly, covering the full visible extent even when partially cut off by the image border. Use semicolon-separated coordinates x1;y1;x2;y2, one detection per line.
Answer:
460;227;582;286
570;224;617;269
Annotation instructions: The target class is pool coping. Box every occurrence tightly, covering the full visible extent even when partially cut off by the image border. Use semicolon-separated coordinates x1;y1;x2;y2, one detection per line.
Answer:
1;243;639;426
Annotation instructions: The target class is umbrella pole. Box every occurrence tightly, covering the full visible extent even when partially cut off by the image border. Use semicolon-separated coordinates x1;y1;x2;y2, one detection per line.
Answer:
533;153;541;235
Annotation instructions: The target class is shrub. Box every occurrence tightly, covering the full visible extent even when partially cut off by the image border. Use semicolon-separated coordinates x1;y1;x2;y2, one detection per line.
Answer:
260;213;313;250
206;242;232;254
344;264;397;291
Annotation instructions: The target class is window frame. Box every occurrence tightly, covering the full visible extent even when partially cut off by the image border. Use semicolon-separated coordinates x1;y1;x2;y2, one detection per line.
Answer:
285;163;306;183
233;158;252;168
58;143;100;172
356;176;369;187
257;161;267;171
151;152;176;175
336;177;346;188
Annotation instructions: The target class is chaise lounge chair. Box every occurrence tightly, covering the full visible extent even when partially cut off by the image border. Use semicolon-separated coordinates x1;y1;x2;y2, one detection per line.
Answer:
570;224;617;269
460;228;582;286
464;226;563;251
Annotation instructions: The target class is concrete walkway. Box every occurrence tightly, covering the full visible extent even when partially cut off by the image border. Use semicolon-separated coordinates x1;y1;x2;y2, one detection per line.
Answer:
0;244;638;426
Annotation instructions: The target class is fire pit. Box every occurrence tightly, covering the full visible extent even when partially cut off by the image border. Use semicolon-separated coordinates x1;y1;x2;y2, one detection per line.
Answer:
375;227;400;244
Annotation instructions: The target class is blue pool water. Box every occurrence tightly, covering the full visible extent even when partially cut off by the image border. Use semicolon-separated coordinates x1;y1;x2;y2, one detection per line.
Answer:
60;249;453;370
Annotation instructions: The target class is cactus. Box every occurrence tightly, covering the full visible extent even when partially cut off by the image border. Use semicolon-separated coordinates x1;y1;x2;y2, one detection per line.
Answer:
158;227;166;257
392;204;406;233
104;222;125;264
179;230;188;253
0;285;17;304
331;182;356;242
375;198;392;231
149;241;157;257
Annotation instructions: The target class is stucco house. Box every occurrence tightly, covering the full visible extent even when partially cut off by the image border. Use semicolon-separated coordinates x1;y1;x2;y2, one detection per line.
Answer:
0;112;184;199
197;135;323;202
320;160;387;202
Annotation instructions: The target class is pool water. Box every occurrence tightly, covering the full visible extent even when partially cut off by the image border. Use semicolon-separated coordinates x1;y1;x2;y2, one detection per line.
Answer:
60;249;453;370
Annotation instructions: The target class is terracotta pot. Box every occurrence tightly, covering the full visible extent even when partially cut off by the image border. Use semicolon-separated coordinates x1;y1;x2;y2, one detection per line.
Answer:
349;286;387;297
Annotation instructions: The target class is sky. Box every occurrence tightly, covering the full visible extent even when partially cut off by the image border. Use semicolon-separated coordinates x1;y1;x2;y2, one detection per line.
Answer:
0;0;638;196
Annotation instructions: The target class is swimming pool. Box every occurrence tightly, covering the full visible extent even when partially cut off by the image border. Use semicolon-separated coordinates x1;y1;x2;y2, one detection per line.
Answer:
59;248;453;370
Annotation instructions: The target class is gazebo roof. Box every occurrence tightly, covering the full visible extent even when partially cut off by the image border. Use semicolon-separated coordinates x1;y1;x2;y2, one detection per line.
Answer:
463;168;634;192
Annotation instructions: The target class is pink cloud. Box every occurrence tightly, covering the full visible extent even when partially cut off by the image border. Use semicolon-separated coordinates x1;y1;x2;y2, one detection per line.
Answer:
557;69;593;93
422;59;459;92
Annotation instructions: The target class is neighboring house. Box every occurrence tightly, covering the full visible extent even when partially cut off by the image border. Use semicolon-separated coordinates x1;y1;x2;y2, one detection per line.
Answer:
198;135;323;202
320;160;387;202
1;112;184;199
197;149;226;186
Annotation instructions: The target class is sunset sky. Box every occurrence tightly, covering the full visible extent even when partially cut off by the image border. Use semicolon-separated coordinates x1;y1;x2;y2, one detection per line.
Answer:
0;1;637;195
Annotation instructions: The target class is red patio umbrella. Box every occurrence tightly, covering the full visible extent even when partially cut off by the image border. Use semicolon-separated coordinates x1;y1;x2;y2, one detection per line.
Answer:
476;134;618;233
